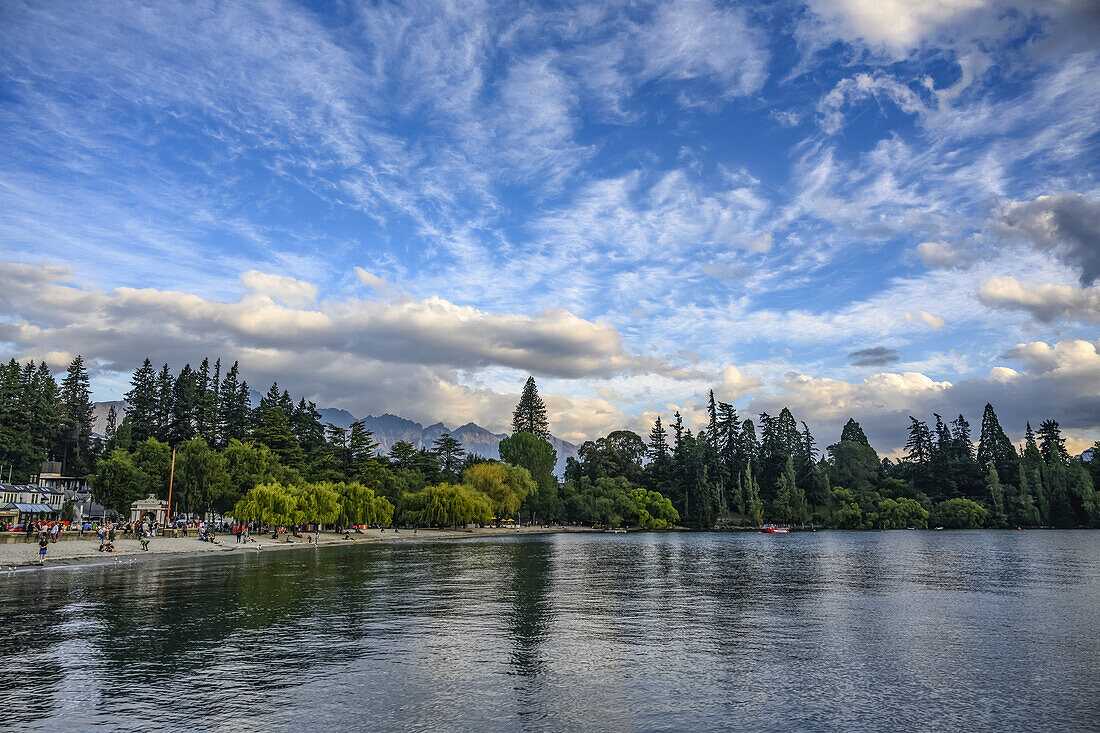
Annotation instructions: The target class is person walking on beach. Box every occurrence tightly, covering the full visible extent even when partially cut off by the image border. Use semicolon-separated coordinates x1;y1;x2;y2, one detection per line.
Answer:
235;525;242;544
38;536;48;564
108;525;116;543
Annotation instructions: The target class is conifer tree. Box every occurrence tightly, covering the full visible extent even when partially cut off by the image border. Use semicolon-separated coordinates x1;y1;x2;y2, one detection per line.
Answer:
58;355;95;475
433;432;465;481
976;403;1017;481
511;377;550;439
170;363;199;444
155;364;174;443
744;463;764;526
218;362;250;444
348;420;379;471
840;418;870;446
104;405;119;452
1037;420;1068;464
125;358;159;442
647;416;669;460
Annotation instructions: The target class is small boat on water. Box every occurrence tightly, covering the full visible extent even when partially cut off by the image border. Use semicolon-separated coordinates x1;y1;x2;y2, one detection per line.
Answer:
760;524;789;534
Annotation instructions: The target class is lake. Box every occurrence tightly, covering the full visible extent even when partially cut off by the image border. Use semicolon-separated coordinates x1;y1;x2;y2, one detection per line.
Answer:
2;531;1098;731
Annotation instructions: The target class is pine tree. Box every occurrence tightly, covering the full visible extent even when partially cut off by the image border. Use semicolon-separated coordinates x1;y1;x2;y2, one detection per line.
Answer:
104;405;119;452
744;463;764;526
648;416;670;460
0;360;36;481
291;399;326;453
28;362;60;462
195;357;217;444
218;362;249;444
58;355;95;475
433;433;465;481
774;456;808;525
511;377;550;439
672;411;684;449
985;467;1006;527
125;358;159;442
976;403;1018;481
155;364;174;443
905;417;933;464
348;420;380;471
738;419;760;471
252;406;303;468
1037;420;1068;464
170;363;199;444
705;390;719;449
840;418;870;446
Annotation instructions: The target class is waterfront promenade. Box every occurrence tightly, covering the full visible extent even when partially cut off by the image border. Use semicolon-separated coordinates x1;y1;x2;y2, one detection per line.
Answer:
0;526;572;569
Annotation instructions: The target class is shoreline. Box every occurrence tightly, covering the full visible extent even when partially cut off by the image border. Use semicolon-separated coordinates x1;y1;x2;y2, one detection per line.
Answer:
1;526;585;573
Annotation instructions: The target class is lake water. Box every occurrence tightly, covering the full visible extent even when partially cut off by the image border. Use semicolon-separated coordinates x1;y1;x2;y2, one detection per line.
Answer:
2;531;1098;731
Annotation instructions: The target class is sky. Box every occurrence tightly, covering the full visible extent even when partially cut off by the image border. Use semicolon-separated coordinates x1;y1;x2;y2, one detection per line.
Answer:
1;0;1098;454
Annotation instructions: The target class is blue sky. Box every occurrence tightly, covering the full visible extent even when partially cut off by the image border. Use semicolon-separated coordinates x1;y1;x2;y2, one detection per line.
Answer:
1;0;1098;452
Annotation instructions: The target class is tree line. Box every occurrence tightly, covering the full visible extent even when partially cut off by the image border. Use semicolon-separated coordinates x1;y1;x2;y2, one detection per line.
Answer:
565;393;1099;530
1;355;1096;529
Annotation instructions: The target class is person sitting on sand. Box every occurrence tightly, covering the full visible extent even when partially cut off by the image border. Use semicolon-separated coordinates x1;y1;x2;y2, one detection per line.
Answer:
344;531;351;540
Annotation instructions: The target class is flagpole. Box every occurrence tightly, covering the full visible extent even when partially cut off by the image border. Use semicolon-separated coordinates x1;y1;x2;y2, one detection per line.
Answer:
166;448;176;527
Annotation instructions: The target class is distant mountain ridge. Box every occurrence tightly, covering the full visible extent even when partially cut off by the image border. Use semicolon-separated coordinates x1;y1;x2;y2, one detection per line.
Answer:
94;402;579;473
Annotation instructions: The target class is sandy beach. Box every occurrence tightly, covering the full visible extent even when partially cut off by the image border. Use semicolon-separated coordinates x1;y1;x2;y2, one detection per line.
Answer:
0;526;575;571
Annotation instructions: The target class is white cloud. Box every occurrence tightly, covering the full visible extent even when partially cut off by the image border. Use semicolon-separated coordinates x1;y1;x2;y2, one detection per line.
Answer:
915;240;979;268
354;267;395;298
240;271;318;307
978;276;1100;323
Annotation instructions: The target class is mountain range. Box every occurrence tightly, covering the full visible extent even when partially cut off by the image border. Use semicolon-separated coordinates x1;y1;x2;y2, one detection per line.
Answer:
92;401;579;473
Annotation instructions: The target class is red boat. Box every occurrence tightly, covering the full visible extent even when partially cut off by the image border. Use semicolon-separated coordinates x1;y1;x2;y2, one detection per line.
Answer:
760;524;789;533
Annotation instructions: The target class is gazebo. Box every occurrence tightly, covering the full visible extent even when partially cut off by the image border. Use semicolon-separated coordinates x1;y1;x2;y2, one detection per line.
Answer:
130;495;168;525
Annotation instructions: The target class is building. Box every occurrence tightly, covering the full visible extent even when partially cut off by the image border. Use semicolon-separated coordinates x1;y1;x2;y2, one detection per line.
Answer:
0;483;58;525
34;461;88;493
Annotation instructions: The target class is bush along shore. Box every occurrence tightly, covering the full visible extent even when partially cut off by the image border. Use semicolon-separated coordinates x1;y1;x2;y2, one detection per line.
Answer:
1;356;1097;533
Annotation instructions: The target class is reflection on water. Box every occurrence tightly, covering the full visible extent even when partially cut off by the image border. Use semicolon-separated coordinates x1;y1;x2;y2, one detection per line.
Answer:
2;531;1098;731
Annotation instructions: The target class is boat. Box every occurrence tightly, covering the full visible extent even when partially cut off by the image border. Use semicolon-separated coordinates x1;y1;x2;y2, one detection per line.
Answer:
760;524;789;534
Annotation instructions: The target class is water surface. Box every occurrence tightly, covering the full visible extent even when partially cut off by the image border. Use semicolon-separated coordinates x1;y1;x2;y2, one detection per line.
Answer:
3;531;1098;731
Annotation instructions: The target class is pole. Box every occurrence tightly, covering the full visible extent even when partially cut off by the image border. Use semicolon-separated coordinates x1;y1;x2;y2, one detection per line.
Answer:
167;448;176;525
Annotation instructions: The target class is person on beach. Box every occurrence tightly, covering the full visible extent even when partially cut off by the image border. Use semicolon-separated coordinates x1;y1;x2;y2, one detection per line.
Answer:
38;537;48;563
140;534;150;551
108;526;116;543
236;525;242;544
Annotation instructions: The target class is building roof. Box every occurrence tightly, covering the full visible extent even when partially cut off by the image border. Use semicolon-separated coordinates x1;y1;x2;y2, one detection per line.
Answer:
2;503;55;513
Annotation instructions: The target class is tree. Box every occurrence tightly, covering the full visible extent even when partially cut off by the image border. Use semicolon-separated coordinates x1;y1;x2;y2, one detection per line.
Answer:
433;433;465;481
170;363;199;444
464;462;534;522
389;440;417;470
234;483;300;527
58;355;95;475
175;438;230;518
155;363;174;443
221;439;288;514
976;403;1018;482
125;358;159;442
252;406;304;468
218;362;250;444
773;456;808;525
985;467;1006;528
931;497;987;529
348;420;380;473
511;376;550;439
647;416;670;460
877;497;929;529
744;463;764;526
400;483;492;527
332;481;394;527
840;418;870;446
91;449;144;516
499;431;559;521
1037;420;1068;464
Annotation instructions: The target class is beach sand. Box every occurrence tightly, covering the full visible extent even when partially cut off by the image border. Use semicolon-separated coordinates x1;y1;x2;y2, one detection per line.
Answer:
0;526;573;570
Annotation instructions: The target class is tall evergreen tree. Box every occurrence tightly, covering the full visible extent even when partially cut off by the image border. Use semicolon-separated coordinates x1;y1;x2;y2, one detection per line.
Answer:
433;433;465;481
124;358;159;442
976;403;1018;481
58;355;95;475
1037;420;1068;464
170;363;199;444
218;362;250;444
840;418;870;446
647;416;670;460
155;363;174;443
511;376;550;439
348;420;380;471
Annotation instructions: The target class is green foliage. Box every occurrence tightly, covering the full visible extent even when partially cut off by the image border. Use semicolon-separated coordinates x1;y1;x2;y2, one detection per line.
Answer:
562;476;678;528
511;376;550;439
399;482;493;527
463;461;534;521
176;438;230;516
499;431;559;520
877;497;929;529
931;497;988;529
332;481;394;527
91;449;146;515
